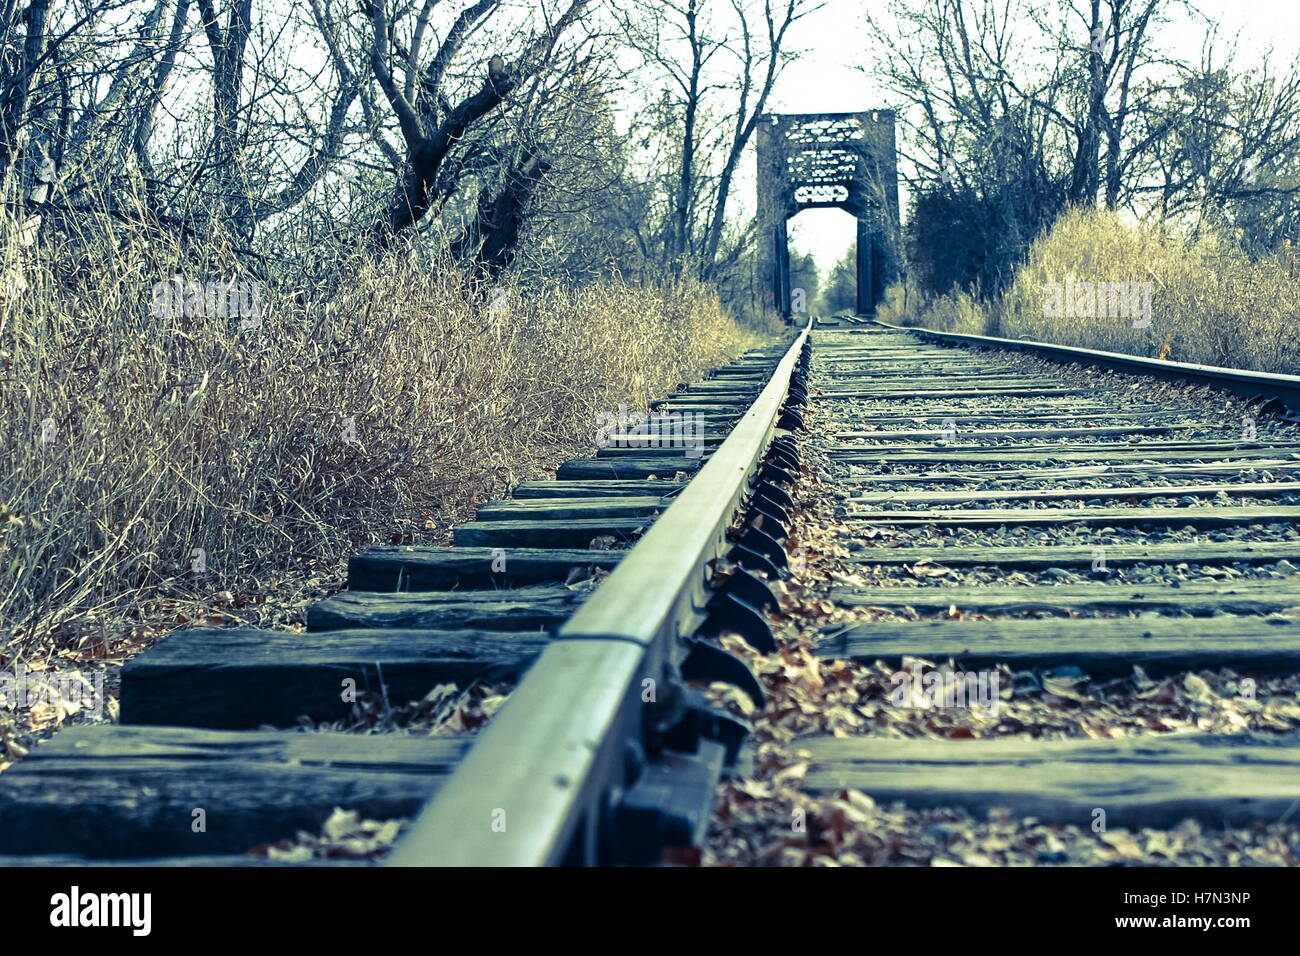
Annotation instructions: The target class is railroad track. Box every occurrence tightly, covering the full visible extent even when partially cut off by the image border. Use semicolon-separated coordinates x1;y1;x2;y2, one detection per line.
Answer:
8;313;1300;868
0;326;811;866
766;318;1300;847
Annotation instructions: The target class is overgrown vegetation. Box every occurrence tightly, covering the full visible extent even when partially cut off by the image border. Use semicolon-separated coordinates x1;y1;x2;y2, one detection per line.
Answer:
0;229;757;653
1003;209;1300;370
882;207;1300;374
0;0;807;654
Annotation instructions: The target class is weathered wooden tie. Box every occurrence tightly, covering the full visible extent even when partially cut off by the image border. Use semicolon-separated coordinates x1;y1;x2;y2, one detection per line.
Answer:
817;616;1300;675
120;627;549;728
348;545;622;591
850;480;1300;506
0;725;472;858
847;504;1300;527
830;578;1300;614
845;539;1300;568
800;733;1300;828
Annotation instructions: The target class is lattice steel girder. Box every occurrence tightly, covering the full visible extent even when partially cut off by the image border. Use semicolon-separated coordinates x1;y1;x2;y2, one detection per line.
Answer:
756;111;899;319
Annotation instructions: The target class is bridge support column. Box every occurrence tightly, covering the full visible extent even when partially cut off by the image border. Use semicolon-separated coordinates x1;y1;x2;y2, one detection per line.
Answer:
755;119;790;321
775;220;792;319
855;219;874;316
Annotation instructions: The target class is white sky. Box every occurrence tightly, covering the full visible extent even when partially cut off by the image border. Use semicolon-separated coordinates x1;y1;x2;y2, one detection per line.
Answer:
769;0;1300;273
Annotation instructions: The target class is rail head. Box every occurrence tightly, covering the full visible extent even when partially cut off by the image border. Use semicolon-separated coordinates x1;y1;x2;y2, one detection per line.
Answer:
387;322;811;867
870;319;1300;414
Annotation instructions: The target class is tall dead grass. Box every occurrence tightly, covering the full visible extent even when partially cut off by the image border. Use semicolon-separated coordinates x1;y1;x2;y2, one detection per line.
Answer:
886;207;1300;373
0;235;760;658
1002;208;1300;371
876;282;989;335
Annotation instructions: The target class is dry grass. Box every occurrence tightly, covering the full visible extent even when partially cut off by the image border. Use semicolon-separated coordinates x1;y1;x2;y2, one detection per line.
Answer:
0;232;761;664
877;282;988;335
1002;208;1300;370
887;207;1300;372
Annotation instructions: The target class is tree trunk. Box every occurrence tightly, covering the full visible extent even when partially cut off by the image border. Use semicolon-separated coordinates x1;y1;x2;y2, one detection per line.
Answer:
452;148;552;282
1067;0;1104;206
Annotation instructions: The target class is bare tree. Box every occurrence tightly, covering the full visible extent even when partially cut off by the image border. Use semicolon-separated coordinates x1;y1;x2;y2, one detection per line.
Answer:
700;0;819;279
616;0;820;280
1139;43;1300;239
859;0;1300;294
0;0;53;192
1;0;812;299
360;0;590;243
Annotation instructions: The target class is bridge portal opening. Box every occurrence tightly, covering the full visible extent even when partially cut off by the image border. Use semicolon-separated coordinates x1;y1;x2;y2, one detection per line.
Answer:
756;111;900;321
786;208;858;316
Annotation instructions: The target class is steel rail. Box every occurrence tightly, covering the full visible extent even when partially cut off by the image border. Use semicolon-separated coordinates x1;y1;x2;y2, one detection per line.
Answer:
387;321;811;867
870;319;1300;415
